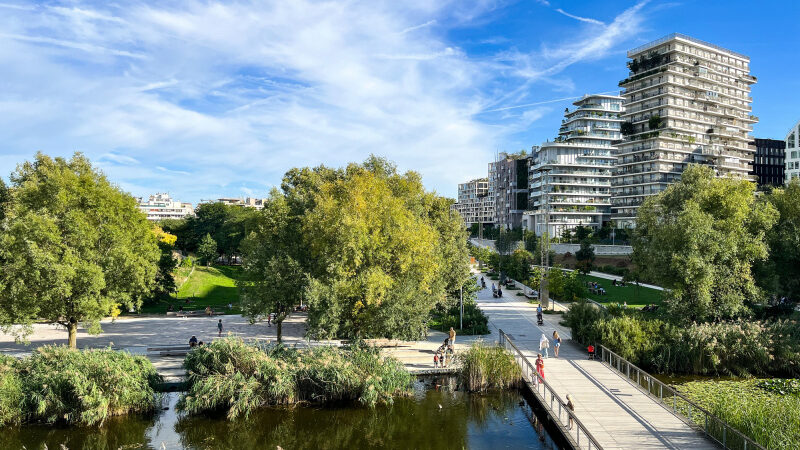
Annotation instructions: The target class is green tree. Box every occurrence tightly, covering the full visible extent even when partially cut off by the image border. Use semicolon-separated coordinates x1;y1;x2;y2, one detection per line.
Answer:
0;153;160;348
149;227;178;302
575;239;596;275
0;178;8;222
574;225;592;242
494;229;518;255
197;233;218;266
756;180;800;307
507;249;534;281
648;114;663;131
633;165;778;322
239;192;305;342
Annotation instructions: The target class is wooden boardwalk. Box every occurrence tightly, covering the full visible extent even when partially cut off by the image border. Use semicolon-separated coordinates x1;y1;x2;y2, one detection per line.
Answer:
476;281;718;450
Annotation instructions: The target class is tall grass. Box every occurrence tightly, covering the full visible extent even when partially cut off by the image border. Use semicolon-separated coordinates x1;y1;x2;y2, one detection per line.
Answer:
0;346;162;426
179;338;413;419
679;379;800;450
458;342;521;392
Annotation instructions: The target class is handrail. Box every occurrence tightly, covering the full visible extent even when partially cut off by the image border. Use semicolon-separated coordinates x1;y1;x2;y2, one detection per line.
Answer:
597;345;765;450
499;329;603;450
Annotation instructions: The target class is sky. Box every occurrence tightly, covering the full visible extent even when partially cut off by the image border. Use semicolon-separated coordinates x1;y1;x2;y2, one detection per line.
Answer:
1;0;798;203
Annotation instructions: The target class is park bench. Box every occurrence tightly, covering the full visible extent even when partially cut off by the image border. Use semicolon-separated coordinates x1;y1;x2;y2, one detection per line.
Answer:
166;310;225;317
147;345;193;357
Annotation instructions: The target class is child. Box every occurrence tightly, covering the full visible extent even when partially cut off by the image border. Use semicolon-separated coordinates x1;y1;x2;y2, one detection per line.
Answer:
434;353;439;368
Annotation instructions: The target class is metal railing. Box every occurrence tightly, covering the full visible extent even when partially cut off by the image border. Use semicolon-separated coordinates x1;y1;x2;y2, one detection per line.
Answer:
597;345;765;450
499;329;603;450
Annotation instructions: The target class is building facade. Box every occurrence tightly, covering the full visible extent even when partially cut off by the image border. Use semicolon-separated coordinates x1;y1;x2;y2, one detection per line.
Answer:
613;33;757;227
750;138;786;188
201;197;269;209
786;121;800;184
453;178;494;227
489;153;530;230
526;94;623;237
137;193;194;221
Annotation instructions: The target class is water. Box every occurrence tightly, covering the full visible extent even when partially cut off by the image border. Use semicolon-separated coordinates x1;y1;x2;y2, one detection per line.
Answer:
3;389;558;449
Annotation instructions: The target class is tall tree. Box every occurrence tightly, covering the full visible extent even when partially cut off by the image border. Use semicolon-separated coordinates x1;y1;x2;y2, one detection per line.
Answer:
756;180;800;307
0;153;160;347
633;165;778;322
197;234;217;266
150;227;178;302
575;239;595;275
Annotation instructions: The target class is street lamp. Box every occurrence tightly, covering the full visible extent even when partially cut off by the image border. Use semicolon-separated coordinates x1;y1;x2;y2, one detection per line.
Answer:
536;166;552;310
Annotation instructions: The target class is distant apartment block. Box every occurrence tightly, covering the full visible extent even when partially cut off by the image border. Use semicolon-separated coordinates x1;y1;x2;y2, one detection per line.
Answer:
202;197;269;210
613;33;757;227
453;178;494;227
786;121;800;184
489;153;530;230
750;138;786;188
526;94;623;237
137;193;194;221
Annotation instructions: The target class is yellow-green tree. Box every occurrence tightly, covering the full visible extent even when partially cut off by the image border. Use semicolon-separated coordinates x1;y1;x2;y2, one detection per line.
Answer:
0;153;160;347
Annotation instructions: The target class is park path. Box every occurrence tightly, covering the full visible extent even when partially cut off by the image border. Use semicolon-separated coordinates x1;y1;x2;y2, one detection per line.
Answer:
475;275;715;450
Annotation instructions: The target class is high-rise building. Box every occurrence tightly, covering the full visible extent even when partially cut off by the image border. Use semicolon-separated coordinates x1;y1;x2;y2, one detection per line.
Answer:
786;121;800;184
489;152;530;230
137;193;194;221
750;138;786;188
526;94;623;237
452;178;494;227
613;33;758;227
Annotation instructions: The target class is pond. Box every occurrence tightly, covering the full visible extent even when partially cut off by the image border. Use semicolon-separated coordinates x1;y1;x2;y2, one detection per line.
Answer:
3;388;559;449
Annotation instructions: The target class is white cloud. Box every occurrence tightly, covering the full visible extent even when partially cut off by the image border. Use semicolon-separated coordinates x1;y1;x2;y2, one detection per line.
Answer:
555;8;605;25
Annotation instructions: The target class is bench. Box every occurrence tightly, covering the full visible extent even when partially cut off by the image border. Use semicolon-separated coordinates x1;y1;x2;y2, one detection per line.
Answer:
147;345;193;357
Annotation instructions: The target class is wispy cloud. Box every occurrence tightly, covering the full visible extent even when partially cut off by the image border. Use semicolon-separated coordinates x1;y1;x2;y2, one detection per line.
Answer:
555;8;605;25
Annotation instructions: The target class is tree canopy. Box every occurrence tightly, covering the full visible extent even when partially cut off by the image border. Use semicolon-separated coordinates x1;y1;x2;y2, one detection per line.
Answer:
755;180;800;308
0;153;160;347
239;156;470;340
633;165;778;322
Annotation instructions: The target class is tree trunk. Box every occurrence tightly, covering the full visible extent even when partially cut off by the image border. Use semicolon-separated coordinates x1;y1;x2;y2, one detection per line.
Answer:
68;318;78;349
276;320;282;343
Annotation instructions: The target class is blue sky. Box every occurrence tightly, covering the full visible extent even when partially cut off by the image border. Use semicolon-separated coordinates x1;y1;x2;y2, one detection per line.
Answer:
1;0;798;203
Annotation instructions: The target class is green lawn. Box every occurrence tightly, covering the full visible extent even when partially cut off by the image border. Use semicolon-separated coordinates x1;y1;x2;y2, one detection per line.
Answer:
583;274;663;309
140;265;243;315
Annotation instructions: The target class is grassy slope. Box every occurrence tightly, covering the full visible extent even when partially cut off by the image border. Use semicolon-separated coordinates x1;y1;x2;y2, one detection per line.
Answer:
140;265;242;315
583;274;663;308
678;379;800;450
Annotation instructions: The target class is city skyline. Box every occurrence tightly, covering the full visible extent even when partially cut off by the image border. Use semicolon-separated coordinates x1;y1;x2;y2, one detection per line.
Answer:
1;0;798;204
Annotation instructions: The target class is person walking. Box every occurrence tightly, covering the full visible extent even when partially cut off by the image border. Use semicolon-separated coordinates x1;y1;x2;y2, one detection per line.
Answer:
565;394;575;430
449;327;456;350
539;333;550;358
535;353;545;381
434;353;439;368
217;319;223;337
553;331;562;358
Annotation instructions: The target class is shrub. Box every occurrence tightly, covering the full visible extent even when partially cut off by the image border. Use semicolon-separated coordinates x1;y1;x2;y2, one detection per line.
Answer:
179;338;413;419
563;299;607;345
18;346;161;425
0;356;23;426
430;300;490;335
458;342;521;392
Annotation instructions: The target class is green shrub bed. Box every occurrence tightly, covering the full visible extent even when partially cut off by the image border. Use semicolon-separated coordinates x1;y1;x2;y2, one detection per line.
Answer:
0;347;161;426
458;342;521;392
179;338;413;419
430;300;490;335
678;379;800;449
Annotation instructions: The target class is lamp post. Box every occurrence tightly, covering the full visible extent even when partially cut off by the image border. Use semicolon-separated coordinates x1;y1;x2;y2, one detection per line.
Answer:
536;166;552;310
459;284;463;330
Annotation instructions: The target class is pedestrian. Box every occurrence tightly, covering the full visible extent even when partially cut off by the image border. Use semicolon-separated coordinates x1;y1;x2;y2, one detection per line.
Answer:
539;333;550;358
267;313;272;327
536;303;543;315
449;327;456;349
553;331;562;358
217;319;223;337
535;353;545;381
565;394;575;430
434;353;439;368
189;335;198;347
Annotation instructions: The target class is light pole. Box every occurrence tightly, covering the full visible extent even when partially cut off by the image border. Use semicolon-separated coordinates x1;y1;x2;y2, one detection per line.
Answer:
536;166;552;310
459;284;463;330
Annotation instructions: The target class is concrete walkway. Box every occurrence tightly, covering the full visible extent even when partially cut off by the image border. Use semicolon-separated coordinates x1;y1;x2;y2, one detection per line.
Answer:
474;274;715;450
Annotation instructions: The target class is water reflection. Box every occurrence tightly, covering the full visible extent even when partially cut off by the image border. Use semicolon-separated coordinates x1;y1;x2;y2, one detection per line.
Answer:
4;389;558;449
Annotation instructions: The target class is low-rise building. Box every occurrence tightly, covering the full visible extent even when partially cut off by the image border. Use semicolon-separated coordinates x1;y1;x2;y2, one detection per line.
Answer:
453;178;494;227
137;193;194;221
786;121;800;184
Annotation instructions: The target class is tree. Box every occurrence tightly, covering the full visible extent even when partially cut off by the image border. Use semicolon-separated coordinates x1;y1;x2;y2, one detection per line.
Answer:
620;121;635;136
0;153;160;348
150;227;178;302
633;165;778;322
756;180;800;308
0;178;8;222
574;225;592;242
575;239;596;275
494;229;518;255
648;114;663;131
560;228;574;243
197;233;217;266
507;249;534;281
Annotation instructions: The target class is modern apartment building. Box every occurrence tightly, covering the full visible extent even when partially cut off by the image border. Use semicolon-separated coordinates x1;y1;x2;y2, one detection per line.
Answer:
750;138;786;188
613;33;758;227
489;152;530;230
526;94;623;237
201;197;269;209
137;193;194;221
786;121;800;184
452;178;494;227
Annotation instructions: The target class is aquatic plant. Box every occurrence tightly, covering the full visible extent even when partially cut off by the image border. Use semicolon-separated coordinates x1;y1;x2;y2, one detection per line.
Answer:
0;355;23;425
458;342;521;392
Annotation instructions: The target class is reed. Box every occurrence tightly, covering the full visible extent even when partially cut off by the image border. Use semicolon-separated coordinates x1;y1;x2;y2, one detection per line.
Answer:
458;342;521;392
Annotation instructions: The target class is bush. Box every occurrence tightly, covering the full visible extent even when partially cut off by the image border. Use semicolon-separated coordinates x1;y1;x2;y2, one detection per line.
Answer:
458;342;521;392
179;338;413;419
563;299;607;345
0;356;23;426
14;346;161;426
180;255;195;267
430;300;490;335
